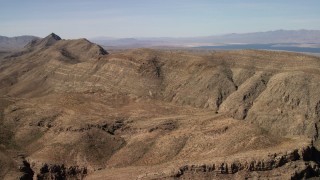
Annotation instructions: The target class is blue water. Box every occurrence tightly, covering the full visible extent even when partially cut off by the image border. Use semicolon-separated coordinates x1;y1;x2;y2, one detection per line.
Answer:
196;44;320;53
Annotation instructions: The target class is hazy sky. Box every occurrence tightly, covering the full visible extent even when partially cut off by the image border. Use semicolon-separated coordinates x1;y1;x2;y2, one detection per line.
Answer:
1;0;320;38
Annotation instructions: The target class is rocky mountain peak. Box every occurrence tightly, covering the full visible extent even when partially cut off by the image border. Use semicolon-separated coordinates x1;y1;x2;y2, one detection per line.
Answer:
47;33;62;41
40;33;61;46
25;33;61;49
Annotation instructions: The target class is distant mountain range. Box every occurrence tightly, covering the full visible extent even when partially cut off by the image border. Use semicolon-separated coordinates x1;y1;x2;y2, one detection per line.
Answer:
91;30;320;48
1;30;320;50
0;35;39;50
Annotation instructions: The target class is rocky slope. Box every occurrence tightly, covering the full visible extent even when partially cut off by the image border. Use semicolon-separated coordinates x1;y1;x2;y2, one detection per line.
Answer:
1;33;320;179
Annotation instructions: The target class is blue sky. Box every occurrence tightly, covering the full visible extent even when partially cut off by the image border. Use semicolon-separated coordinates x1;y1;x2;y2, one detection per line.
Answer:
0;0;320;38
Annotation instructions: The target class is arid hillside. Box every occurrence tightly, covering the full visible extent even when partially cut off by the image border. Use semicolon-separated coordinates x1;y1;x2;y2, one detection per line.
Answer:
1;34;320;179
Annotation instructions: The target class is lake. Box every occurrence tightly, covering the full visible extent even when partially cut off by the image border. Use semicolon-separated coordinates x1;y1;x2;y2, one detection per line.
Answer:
196;44;320;53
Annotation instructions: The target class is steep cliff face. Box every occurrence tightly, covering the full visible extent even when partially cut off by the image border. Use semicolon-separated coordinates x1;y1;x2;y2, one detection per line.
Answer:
1;34;320;179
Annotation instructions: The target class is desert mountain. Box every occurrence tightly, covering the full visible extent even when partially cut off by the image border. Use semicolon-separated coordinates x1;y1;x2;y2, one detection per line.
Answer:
25;33;62;48
1;33;320;179
0;35;39;50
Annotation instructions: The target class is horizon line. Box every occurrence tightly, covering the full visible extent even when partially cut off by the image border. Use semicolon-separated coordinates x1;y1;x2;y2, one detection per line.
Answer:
1;28;320;39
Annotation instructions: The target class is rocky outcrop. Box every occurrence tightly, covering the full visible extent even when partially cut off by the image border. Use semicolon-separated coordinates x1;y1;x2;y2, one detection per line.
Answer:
30;163;87;180
169;161;319;179
62;119;126;135
19;160;34;180
170;146;320;179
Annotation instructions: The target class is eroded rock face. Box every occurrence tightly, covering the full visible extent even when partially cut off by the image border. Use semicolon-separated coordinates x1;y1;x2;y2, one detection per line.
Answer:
1;34;320;179
174;146;319;176
170;161;320;180
135;146;320;179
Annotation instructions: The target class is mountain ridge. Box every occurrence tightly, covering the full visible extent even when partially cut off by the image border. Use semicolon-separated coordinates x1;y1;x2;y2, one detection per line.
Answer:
0;35;39;50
